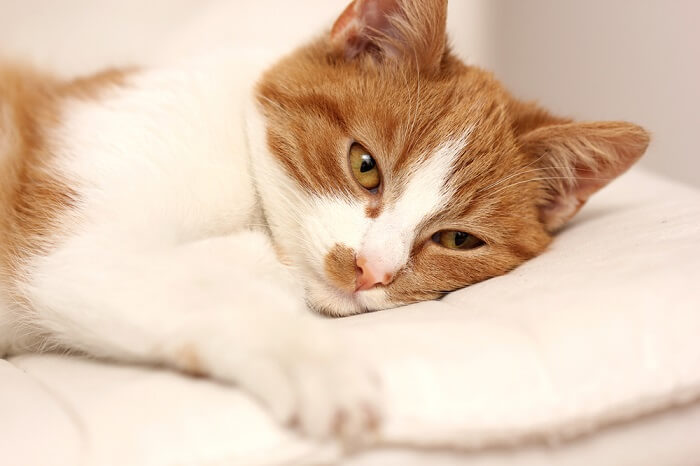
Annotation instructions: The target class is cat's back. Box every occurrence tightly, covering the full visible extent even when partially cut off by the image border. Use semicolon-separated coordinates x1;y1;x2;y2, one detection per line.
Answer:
0;64;67;351
53;60;261;241
0;64;65;285
0;56;267;354
0;57;264;305
1;53;268;228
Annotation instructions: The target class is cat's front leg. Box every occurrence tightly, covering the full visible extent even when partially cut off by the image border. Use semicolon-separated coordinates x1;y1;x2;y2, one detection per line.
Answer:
20;231;382;440
168;301;382;440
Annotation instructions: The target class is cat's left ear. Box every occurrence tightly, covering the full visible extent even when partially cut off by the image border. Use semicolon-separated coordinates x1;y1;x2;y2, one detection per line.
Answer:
517;117;650;232
330;0;448;72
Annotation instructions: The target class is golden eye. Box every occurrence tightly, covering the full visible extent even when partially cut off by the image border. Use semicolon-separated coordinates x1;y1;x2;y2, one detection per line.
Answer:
349;142;380;191
432;231;484;250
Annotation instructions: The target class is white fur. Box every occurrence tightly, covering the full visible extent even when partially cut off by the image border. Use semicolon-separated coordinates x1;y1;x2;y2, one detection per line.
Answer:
1;49;468;438
359;134;471;279
248;107;472;315
246;100;391;315
5;57;381;439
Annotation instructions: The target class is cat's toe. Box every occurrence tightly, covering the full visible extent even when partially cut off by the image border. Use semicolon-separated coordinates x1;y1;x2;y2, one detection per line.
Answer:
293;357;382;441
226;321;383;442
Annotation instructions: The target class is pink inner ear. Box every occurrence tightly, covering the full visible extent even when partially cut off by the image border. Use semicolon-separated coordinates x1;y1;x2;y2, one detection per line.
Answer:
539;165;600;232
539;197;583;233
540;159;642;232
331;0;400;59
525;122;650;232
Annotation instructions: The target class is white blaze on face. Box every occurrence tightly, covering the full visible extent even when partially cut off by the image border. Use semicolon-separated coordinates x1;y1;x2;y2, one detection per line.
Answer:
299;195;369;270
262;126;470;315
358;134;470;275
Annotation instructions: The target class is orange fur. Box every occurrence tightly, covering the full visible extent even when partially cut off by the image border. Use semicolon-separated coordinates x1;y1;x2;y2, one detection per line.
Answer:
331;0;448;73
256;0;649;307
325;244;358;292
0;0;649;312
0;64;130;294
175;343;205;377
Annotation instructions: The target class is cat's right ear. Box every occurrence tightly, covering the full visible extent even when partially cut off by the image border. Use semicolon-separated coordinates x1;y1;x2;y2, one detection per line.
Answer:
330;0;448;72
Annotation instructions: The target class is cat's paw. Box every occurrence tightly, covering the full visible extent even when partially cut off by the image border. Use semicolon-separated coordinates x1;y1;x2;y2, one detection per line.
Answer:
235;326;382;442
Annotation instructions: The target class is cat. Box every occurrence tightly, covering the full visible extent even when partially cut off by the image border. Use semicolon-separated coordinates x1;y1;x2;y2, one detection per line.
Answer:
0;0;648;441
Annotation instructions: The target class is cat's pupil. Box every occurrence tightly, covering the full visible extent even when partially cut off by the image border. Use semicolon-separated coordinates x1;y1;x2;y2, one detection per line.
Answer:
360;154;375;173
454;232;468;246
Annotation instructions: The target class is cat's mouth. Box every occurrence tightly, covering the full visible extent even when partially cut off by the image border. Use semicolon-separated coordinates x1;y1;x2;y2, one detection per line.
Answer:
298;249;391;316
307;276;367;317
305;272;393;317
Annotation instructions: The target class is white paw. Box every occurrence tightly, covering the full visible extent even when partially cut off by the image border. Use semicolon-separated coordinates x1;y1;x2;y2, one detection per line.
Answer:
234;324;382;442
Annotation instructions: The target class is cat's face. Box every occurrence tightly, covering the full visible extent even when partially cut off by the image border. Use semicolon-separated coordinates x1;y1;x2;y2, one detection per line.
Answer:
251;0;648;316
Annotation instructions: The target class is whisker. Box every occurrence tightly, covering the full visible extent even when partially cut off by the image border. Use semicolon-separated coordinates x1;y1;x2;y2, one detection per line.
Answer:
257;95;288;114
476;153;549;194
489;176;612;197
407;49;421;145
480;165;570;192
399;64;414;144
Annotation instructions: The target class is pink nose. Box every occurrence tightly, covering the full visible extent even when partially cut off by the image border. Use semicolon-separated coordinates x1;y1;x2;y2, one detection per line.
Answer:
355;255;395;292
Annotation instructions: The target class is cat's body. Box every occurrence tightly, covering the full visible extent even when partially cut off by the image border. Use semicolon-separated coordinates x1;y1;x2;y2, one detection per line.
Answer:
0;58;262;342
0;0;648;440
0;57;384;438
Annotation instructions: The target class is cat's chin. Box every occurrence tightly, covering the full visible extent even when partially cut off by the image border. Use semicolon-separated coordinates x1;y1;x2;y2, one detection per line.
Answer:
305;277;393;317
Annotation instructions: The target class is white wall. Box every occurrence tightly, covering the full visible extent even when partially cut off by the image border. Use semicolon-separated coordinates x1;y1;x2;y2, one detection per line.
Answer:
0;1;485;73
1;0;697;186
457;0;700;187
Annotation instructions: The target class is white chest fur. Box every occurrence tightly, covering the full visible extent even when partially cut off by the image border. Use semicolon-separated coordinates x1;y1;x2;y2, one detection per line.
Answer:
54;58;267;247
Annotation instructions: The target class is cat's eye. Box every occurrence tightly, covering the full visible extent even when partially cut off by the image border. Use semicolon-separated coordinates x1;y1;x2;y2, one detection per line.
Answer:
349;142;380;191
432;230;484;250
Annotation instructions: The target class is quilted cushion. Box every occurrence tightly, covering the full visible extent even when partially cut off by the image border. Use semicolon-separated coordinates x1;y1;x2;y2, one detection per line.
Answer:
2;168;700;466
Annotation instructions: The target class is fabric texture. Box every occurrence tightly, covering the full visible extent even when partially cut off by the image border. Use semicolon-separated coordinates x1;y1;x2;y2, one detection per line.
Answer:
2;168;700;466
1;3;699;464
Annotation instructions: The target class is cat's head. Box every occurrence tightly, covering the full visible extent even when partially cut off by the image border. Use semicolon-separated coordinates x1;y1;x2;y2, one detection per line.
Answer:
249;0;649;316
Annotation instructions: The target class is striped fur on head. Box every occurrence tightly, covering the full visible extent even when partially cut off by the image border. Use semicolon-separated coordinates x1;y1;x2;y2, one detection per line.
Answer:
0;64;130;299
253;0;649;315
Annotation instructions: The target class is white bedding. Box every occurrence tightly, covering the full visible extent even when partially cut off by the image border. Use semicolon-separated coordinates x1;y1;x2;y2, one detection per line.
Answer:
2;2;700;464
2;168;700;466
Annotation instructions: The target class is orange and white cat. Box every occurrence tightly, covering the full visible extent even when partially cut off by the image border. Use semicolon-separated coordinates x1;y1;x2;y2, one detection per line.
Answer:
0;0;648;440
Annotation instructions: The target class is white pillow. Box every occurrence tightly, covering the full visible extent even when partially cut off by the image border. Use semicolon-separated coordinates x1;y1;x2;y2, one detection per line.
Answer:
335;168;700;448
4;168;700;466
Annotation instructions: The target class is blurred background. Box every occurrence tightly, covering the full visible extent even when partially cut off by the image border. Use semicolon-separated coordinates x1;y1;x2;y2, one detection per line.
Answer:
1;0;698;186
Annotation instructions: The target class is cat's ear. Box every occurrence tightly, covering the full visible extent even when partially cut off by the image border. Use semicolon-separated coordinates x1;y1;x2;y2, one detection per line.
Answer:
330;0;448;71
518;117;650;232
